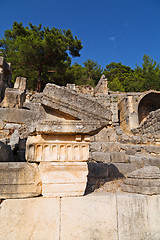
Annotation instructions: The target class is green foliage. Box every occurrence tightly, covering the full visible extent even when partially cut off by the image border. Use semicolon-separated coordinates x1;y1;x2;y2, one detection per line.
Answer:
108;77;125;92
83;59;102;86
135;54;160;91
103;62;134;92
62;60;102;87
1;23;160;92
0;22;82;91
103;57;160;92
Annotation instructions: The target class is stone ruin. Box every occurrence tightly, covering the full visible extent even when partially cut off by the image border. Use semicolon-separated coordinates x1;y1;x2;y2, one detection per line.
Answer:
0;63;160;239
0;68;160;197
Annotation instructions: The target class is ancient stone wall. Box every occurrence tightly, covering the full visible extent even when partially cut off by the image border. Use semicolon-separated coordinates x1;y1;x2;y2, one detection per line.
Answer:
0;193;160;240
0;78;160;239
132;108;160;137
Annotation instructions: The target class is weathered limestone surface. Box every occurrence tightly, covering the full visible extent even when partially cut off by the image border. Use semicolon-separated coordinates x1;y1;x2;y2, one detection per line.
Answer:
26;134;89;197
0;108;38;124
61;194;118;240
94;127;117;142
91;151;110;163
125;165;160;179
14;76;27;91
39;162;88;197
42;83;112;122
117;193;160;240
1;77;27;109
110;151;129;163
94;74;108;95
0;162;41;198
1;88;25;108
27;120;104;135
0;193;160;240
0;197;60;240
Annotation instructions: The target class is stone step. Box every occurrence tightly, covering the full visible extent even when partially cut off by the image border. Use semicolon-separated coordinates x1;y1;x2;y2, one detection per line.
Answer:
90;142;160;156
129;154;160;168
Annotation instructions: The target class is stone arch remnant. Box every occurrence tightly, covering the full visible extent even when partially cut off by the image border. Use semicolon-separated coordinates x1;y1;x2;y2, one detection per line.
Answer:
138;92;160;124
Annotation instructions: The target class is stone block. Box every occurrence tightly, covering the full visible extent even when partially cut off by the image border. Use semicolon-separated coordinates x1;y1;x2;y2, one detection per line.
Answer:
95;127;117;142
143;145;160;154
91;152;110;163
120;144;138;155
108;163;138;177
0;197;60;240
1;88;26;109
39;162;88;197
26;134;90;162
89;142;101;152
144;157;160;168
14;77;27;92
117;194;160;240
42;183;87;197
129;155;144;167
102;142;120;152
110;152;129;163
43;83;112;122
0;108;38;124
94;74;108;95
130;154;160;168
147;195;160;239
61;194;118;240
0;162;41;198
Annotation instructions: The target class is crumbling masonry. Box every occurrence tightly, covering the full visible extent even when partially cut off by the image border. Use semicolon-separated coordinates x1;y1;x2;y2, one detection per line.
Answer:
0;59;160;239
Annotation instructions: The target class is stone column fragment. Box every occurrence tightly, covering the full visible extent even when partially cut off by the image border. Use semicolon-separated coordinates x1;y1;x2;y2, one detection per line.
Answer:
122;166;160;195
26;134;90;197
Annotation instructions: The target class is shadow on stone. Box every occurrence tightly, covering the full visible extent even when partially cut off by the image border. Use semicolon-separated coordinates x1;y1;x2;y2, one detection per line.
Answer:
0;141;13;162
12;139;27;162
108;164;124;179
85;162;109;195
85;163;125;195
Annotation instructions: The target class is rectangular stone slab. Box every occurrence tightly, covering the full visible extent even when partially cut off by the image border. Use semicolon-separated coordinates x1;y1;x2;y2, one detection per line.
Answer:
42;183;86;197
61;194;118;240
39;162;88;197
0;198;60;240
117;193;160;240
0;184;41;199
0;162;41;199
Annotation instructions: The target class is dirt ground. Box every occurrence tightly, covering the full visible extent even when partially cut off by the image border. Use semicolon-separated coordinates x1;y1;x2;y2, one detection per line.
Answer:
94;178;125;193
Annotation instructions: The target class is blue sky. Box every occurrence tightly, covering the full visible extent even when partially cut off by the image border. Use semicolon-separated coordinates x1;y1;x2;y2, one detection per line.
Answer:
0;0;160;69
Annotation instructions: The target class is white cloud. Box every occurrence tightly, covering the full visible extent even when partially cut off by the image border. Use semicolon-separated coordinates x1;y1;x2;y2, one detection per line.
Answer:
109;36;116;42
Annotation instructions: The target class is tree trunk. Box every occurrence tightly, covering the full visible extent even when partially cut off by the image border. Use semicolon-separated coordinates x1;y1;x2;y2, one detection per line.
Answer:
37;70;42;92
